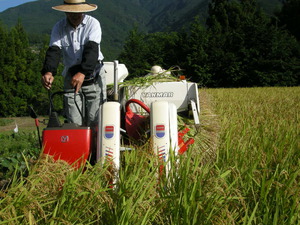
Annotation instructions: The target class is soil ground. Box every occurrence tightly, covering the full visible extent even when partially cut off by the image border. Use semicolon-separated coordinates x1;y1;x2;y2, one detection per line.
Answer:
0;117;47;134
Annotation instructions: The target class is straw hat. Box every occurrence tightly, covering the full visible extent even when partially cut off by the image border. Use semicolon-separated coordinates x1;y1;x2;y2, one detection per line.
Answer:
52;0;97;13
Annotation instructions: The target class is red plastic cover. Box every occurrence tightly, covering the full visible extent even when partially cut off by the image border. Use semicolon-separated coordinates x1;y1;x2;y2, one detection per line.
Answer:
42;127;92;169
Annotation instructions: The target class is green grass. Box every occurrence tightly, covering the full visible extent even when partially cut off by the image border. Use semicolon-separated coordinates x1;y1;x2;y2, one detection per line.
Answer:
0;132;40;181
0;118;13;127
0;86;299;224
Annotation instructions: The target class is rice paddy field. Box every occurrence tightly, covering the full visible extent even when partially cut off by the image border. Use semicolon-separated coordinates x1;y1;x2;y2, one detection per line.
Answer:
0;86;299;224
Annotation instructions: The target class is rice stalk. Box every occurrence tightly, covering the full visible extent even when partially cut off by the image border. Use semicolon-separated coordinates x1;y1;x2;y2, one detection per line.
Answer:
0;87;298;224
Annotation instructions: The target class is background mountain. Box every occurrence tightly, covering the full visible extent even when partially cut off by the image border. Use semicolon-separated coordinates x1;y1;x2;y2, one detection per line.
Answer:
0;0;37;12
0;0;282;60
0;0;297;117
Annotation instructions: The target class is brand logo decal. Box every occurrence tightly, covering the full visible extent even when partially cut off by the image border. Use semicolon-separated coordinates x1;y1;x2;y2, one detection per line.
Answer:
105;125;114;139
142;92;174;98
61;136;69;143
155;124;165;138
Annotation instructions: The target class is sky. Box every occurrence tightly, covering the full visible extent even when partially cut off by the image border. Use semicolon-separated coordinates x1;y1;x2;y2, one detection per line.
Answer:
0;0;37;12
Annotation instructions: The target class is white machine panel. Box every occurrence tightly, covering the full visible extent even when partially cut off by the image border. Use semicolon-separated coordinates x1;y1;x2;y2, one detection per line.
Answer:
151;101;170;160
123;81;200;114
97;102;121;171
169;103;179;156
103;62;129;85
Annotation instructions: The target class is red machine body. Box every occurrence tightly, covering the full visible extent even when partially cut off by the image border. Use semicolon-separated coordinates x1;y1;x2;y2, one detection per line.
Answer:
42;124;92;169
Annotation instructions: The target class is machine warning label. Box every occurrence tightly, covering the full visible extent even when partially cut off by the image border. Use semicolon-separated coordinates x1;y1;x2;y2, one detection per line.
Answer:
142;92;174;98
104;125;114;139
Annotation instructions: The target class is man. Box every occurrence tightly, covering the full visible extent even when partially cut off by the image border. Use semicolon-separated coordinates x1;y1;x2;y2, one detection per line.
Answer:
41;0;106;127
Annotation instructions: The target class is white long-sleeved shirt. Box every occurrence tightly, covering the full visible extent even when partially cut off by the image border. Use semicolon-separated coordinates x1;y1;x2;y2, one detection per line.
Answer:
49;14;104;77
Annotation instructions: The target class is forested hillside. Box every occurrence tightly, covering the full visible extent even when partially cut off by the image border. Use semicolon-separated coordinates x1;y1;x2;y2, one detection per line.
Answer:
0;0;282;59
0;0;151;59
119;0;300;87
0;0;299;117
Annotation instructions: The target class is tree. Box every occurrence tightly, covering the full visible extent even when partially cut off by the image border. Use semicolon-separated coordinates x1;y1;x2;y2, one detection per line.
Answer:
202;0;300;87
119;0;300;87
276;0;300;41
119;27;149;78
119;27;183;78
0;21;60;117
184;17;211;86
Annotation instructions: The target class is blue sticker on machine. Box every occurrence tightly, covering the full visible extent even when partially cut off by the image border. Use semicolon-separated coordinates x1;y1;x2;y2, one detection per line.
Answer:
105;125;114;139
155;124;165;138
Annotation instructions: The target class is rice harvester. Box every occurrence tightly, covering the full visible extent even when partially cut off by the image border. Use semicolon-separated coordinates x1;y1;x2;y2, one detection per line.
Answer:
31;61;200;177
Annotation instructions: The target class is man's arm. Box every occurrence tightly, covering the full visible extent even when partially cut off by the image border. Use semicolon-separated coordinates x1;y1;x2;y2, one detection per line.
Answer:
41;46;61;89
41;46;61;76
78;41;99;79
70;41;99;93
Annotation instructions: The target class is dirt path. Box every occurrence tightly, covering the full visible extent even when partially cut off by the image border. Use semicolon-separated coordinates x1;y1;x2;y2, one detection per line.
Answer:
0;117;46;133
196;89;220;163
